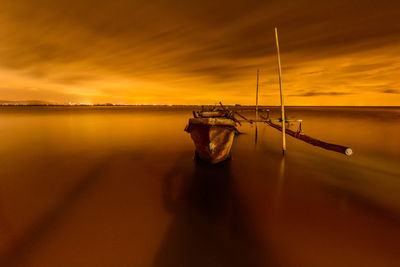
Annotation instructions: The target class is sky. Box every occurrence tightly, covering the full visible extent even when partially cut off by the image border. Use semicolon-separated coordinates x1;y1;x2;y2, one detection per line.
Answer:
0;0;399;105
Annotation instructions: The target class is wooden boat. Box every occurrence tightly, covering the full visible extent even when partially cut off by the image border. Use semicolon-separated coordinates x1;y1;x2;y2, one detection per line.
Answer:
185;112;238;164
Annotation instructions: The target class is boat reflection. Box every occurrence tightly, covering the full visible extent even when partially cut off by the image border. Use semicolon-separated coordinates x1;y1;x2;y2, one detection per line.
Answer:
154;155;267;267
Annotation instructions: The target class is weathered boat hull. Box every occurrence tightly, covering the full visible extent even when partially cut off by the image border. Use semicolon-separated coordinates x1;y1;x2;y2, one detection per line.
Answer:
185;118;237;164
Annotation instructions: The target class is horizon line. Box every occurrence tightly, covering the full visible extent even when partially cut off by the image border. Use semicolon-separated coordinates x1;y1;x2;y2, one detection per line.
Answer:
0;104;399;108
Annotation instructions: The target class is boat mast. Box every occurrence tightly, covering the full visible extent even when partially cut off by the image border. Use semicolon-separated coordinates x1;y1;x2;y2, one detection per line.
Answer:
274;27;286;155
256;69;259;121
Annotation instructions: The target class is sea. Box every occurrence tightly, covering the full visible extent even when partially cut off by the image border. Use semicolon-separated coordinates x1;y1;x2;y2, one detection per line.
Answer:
0;106;399;266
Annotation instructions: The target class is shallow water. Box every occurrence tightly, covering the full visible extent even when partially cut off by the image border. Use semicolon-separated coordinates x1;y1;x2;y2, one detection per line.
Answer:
0;106;399;266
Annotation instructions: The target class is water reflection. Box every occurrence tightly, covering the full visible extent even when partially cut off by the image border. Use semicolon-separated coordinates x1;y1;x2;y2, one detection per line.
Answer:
277;157;286;198
155;156;266;267
0;155;114;266
254;123;258;148
0;107;400;266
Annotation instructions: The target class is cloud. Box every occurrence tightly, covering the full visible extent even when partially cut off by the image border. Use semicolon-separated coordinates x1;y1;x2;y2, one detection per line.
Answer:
290;91;353;97
382;89;400;94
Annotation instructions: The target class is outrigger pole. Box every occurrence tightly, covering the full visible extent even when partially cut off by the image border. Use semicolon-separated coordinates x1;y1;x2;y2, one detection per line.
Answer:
255;70;260;146
274;27;286;155
256;69;259;121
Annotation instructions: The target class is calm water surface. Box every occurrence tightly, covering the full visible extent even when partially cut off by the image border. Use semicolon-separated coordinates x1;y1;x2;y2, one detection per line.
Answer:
0;106;399;266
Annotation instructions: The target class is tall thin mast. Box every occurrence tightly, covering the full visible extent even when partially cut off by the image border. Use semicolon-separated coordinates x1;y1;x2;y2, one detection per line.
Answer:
256;69;259;120
274;27;286;154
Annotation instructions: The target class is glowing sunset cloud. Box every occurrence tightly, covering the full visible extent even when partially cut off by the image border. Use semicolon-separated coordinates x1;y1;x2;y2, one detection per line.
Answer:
0;0;399;105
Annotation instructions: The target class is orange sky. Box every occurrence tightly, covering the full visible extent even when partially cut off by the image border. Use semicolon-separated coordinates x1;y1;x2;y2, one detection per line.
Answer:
0;0;399;105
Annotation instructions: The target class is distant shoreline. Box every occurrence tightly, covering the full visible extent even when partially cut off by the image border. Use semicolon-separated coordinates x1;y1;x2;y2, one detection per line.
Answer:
0;104;399;108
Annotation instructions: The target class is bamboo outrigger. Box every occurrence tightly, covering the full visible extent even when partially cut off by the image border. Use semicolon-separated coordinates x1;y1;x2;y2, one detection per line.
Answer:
264;27;353;156
264;119;353;156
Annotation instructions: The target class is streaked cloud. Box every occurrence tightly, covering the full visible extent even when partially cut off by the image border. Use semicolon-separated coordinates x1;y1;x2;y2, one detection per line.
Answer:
382;89;400;94
290;91;353;97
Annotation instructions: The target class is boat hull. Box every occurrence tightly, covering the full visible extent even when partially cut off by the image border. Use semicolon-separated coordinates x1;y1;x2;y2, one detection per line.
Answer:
185;118;237;164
